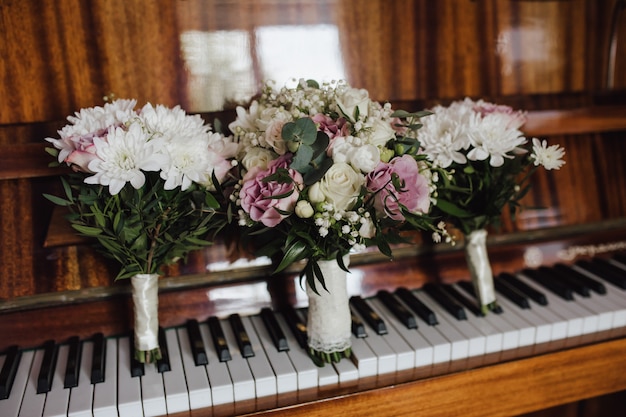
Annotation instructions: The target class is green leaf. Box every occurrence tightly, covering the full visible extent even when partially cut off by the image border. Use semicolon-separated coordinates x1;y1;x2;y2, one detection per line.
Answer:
71;224;103;236
275;239;309;273
43;193;72;206
435;199;475;218
291;145;313;172
282;118;318;145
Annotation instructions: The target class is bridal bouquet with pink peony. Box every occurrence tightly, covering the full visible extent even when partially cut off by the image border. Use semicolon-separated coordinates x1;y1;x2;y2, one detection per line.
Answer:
229;79;445;363
418;97;566;313
45;98;237;362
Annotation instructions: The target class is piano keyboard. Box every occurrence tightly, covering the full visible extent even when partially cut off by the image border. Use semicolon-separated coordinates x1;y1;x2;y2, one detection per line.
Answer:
1;257;626;417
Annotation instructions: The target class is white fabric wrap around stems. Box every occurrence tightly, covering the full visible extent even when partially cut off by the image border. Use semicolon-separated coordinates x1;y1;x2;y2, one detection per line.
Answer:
305;256;352;354
131;273;160;351
464;229;496;307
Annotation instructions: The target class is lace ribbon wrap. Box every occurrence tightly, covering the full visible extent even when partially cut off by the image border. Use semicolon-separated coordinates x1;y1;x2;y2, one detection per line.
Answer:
464;229;496;307
131;273;160;351
305;256;352;354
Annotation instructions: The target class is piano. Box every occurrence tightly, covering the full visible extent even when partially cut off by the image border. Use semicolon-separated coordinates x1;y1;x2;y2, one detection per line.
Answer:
2;0;626;416
2;222;626;417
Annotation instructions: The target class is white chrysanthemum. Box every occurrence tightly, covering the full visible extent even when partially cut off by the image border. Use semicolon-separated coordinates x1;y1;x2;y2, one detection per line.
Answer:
48;99;137;162
160;136;213;190
466;113;527;167
85;123;168;195
140;103;210;144
530;138;566;170
417;107;471;168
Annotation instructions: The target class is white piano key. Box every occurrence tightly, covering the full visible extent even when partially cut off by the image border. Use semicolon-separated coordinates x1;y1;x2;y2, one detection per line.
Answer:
42;344;70;417
317;362;339;386
495;295;553;346
198;322;235;406
162;328;191;413
349;306;397;375
249;315;298;394
92;338;118;417
516;274;598;336
17;348;46;417
141;358;167;417
365;299;415;371
68;341;95;417
411;291;470;361
220;318;256;401
240;316;277;398
116;337;143;417
332;358;359;384
274;313;318;390
176;327;212;410
368;298;432;369
0;349;33;417
348;335;378;378
572;264;626;330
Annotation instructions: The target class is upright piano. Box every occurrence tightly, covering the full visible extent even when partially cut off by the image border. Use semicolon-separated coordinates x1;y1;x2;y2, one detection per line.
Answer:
2;0;626;416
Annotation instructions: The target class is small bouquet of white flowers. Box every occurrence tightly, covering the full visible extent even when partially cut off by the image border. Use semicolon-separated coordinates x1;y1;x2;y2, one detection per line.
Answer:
229;79;445;363
418;98;566;313
45;98;237;362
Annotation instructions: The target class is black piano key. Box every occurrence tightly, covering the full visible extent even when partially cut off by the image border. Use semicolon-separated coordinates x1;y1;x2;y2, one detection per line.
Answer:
37;340;58;394
186;319;208;366
377;289;417;329
283;305;309;349
492;278;530;309
260;307;289;352
0;345;22;399
577;259;626;290
229;314;255;358
522;267;574;301
613;252;626;267
90;333;106;384
456;281;504;314
423;283;467;320
499;272;548;306
351;312;368;338
441;284;483;317
64;336;81;388
130;336;145;377
156;327;171;373
544;265;591;297
554;263;606;295
395;287;438;325
350;296;387;335
208;316;232;362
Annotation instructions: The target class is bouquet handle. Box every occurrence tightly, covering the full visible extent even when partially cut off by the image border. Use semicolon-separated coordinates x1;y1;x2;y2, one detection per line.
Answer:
131;273;161;362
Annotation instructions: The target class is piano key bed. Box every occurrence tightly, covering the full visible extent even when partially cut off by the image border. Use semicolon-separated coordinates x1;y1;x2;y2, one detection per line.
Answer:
2;257;626;417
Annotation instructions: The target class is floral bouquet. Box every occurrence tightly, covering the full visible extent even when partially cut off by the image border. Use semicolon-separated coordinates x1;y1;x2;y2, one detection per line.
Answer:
228;79;444;363
418;98;566;313
45;98;237;362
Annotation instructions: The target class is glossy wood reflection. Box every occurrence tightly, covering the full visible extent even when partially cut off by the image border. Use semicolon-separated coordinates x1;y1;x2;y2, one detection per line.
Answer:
1;0;625;303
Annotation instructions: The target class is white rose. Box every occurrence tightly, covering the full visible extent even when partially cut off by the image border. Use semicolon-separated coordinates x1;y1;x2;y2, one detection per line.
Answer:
349;144;380;173
295;200;314;218
336;87;370;122
368;118;396;147
240;147;276;171
308;162;365;211
255;108;291;154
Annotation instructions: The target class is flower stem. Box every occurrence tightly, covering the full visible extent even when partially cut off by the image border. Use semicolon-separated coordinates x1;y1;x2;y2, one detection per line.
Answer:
308;347;352;367
135;347;162;364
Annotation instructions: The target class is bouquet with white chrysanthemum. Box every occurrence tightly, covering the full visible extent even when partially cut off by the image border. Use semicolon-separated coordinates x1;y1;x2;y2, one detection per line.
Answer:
418;97;566;313
228;79;446;363
45;98;237;362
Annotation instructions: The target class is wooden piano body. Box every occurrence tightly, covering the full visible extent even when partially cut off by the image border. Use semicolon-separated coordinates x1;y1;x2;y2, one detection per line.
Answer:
1;1;626;416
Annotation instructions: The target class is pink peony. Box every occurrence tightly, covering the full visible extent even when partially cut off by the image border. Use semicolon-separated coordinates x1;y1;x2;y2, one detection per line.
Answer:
366;154;430;220
240;154;303;227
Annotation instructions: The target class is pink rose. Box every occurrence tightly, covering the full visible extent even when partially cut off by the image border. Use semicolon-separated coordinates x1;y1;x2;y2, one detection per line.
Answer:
240;154;303;227
64;130;109;173
366;154;430;220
